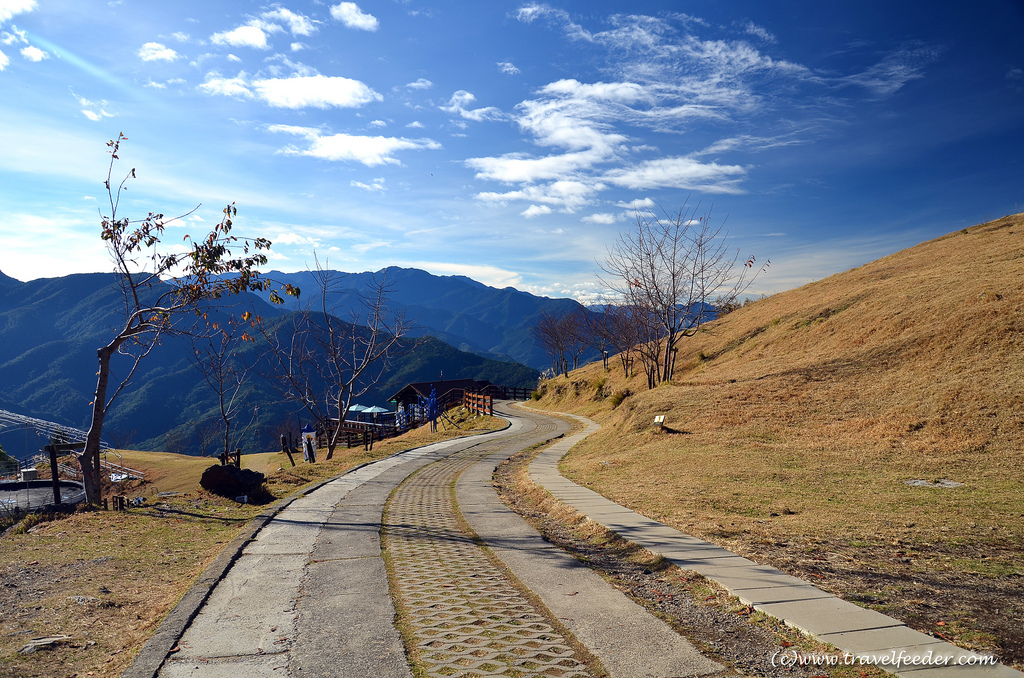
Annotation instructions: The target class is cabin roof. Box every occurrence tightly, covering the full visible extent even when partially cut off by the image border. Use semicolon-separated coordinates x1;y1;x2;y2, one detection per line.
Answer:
387;378;492;404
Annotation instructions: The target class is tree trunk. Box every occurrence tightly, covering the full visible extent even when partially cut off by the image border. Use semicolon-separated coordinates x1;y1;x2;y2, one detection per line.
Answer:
221;414;232;459
80;344;116;506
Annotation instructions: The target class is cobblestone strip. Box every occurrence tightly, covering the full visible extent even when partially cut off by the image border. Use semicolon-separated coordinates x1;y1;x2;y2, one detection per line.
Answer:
384;439;595;678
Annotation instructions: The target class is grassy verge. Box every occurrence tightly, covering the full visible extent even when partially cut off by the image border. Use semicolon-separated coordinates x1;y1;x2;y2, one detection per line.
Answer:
528;367;1024;667
0;408;503;678
493;427;894;678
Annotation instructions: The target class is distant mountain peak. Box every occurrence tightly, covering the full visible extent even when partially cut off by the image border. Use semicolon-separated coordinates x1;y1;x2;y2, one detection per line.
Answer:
0;270;23;286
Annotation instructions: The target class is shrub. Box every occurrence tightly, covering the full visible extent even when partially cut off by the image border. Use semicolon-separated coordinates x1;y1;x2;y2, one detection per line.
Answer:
609;389;632;409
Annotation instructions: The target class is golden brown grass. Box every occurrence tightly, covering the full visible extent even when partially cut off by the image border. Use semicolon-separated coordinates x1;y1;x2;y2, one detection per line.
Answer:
493;434;892;678
0;408;503;678
532;213;1024;664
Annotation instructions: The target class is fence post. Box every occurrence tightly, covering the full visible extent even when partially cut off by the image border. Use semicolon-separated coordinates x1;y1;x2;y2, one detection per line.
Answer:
45;445;61;506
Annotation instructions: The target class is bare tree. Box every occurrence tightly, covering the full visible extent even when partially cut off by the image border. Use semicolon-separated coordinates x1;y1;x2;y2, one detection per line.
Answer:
563;307;590;372
106;428;137;452
532;308;592;376
531;307;594;376
193;419;222;457
599;202;769;388
598;304;641;377
259;262;410;460
189;314;256;459
81;134;293;506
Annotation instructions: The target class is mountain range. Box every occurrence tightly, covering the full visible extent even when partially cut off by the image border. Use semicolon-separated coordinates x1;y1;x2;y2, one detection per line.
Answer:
0;267;573;458
246;267;587;369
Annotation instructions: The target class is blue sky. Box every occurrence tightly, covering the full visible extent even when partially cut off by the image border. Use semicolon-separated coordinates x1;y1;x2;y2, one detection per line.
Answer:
1;0;1021;300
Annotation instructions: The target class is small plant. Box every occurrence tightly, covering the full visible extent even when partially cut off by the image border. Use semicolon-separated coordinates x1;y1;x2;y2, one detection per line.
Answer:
609;389;632;409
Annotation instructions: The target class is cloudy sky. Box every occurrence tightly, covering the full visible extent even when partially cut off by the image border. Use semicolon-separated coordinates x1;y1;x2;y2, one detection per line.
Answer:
1;0;1022;300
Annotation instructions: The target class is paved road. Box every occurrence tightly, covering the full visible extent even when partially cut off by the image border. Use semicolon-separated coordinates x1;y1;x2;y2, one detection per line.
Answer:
138;403;722;678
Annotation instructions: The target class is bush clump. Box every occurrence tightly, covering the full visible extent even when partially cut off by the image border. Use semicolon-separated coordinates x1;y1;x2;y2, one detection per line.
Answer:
609;389;632;409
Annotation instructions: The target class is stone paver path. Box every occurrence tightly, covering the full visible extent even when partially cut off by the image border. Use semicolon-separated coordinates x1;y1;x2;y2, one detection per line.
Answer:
136;405;718;678
385;444;593;677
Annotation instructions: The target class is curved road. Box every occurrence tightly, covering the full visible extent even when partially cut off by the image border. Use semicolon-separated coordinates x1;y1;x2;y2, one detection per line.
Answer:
137;403;723;678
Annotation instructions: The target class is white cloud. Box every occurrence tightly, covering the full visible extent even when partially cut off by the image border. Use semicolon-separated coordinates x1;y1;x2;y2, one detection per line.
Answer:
369;119;386;128
253;74;381;108
171;31;190;42
742;21;776;44
261;8;316;36
269;125;442;166
614;197;655;209
514;3;555;25
402;261;522;289
273;232;321;247
540;78;648;103
462;14;801;207
498;61;520;75
581;212;617;224
199;72;253;98
199;72;382;109
406;121;424;128
440;90;503;122
71;90;115;121
211;21;278;50
463;78;647;187
0;0;35;23
477;179;599;212
841;45;941;97
521;204;552;218
406;78;433;90
138;42;179;62
352;240;391;254
351;177;386;191
603;156;746;193
466;149;606;184
19;43;44;61
227;54;242;63
330;2;379;31
0;48;7;71
81;108;115;122
290;42;304;52
2;27;26;45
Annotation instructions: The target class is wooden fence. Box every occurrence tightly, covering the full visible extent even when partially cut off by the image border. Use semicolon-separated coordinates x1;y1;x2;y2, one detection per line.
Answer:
314;383;534;448
482;385;533;401
463;392;494;416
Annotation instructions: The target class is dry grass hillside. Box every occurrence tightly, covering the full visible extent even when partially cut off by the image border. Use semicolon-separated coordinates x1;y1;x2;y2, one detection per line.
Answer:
533;212;1024;666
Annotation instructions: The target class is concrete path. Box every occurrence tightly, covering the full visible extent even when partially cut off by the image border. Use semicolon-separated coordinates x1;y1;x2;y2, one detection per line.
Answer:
128;404;722;678
526;407;1022;678
124;403;1019;678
